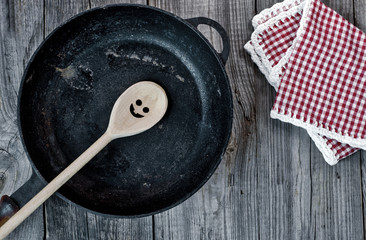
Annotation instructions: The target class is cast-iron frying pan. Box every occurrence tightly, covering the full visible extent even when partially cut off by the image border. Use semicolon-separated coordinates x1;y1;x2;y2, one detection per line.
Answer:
18;4;232;217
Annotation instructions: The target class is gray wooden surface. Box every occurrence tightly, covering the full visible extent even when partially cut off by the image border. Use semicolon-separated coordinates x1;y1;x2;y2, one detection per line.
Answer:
0;0;365;239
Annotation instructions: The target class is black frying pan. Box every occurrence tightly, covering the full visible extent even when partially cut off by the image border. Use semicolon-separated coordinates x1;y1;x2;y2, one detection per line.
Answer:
1;4;232;219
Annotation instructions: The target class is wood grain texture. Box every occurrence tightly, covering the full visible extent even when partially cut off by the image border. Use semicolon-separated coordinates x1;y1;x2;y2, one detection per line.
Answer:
83;2;152;240
44;0;90;35
0;0;43;199
253;1;313;238
151;1;228;239
87;214;153;240
0;0;44;239
43;1;153;239
1;0;366;239
45;196;88;240
151;0;259;239
43;1;91;238
90;0;146;7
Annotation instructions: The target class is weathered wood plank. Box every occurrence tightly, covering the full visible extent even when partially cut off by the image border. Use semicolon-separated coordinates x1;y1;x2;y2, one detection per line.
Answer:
43;1;91;238
310;151;363;240
253;1;312;238
354;0;366;32
222;0;262;238
308;0;363;239
151;1;232;239
44;0;90;35
43;0;153;239
0;0;45;239
0;0;44;198
87;2;154;238
90;0;146;7
87;214;153;240
86;1;153;238
151;0;260;239
255;81;312;240
45;196;89;240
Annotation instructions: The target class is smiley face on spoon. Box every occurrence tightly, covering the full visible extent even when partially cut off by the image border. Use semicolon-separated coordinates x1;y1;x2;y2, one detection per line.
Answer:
108;81;168;138
130;99;150;118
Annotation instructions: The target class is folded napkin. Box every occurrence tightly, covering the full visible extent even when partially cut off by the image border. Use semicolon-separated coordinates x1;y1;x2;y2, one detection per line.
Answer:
245;0;366;165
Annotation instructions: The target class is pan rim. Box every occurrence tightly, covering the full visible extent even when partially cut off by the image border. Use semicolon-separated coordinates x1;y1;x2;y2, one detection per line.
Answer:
17;3;233;218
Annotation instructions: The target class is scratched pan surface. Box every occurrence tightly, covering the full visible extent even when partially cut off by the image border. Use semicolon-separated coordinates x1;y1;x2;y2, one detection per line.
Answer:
18;4;232;217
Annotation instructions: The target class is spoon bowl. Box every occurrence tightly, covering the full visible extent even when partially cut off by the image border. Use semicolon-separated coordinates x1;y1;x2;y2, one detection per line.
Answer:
107;81;168;138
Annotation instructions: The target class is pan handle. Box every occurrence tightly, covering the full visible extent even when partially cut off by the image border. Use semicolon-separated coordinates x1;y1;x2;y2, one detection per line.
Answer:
0;172;45;226
0;196;19;227
186;17;230;65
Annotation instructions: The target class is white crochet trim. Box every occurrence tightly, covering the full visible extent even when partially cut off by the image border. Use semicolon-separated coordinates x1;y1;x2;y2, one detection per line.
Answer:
306;130;338;165
253;0;306;29
250;2;306;90
244;42;272;84
271;110;366;150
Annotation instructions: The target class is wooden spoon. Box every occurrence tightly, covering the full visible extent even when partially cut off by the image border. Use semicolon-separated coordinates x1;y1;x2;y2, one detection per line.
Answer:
0;81;168;239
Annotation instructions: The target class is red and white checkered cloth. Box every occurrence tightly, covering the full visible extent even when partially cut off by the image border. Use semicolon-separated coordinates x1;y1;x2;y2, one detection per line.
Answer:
245;0;365;165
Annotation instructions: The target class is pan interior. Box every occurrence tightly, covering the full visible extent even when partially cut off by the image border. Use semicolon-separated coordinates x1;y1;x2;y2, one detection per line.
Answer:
19;5;231;216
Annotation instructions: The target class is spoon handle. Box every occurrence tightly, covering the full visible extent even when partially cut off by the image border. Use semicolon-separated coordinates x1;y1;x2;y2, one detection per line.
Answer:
0;133;113;239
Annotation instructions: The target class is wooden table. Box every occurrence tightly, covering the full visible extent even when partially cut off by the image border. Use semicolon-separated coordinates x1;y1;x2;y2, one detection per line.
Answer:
0;0;365;239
